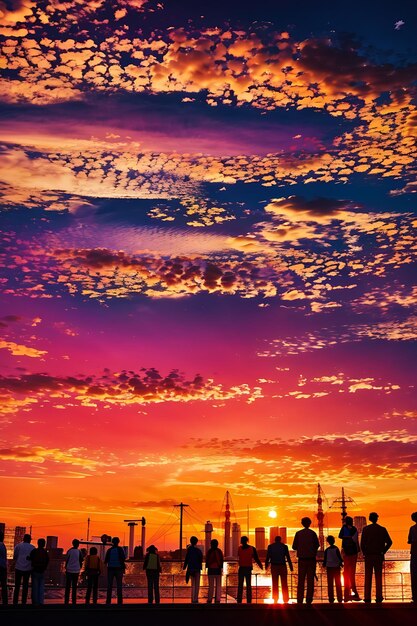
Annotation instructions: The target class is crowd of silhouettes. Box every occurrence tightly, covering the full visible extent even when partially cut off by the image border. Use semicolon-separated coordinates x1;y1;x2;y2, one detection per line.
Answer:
1;511;416;606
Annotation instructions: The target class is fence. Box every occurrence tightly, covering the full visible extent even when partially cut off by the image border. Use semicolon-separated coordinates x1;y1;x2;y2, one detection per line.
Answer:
6;561;413;603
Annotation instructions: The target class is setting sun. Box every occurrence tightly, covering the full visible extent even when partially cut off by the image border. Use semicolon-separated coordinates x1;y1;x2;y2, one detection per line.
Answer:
268;511;278;519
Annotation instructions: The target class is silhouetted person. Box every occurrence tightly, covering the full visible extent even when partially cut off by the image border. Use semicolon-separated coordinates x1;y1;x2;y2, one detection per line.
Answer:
237;535;263;604
360;512;392;603
183;536;203;604
0;531;7;605
265;535;293;603
143;544;161;604
408;511;417;603
13;533;35;605
205;538;224;604
338;515;360;601
105;537;125;605
323;536;343;603
84;547;102;604
29;538;49;605
65;538;83;604
292;517;319;605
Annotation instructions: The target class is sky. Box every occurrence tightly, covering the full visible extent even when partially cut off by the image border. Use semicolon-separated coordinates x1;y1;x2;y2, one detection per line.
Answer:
0;0;416;551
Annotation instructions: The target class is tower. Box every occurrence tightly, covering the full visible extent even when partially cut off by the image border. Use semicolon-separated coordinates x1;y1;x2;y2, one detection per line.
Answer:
232;522;241;557
205;521;213;555
279;527;287;543
224;491;231;557
316;483;325;552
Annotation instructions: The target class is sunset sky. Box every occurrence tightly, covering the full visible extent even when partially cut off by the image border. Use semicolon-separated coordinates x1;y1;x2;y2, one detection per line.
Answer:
0;0;417;551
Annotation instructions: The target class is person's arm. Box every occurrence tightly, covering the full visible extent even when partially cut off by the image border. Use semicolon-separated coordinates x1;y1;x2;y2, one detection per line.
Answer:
285;545;293;571
360;529;367;555
79;551;84;567
408;528;412;545
198;549;203;569
252;547;263;569
292;532;298;551
157;555;162;574
352;530;360;552
143;554;149;570
336;547;343;566
384;530;393;554
323;548;327;568
265;546;270;569
65;550;70;569
313;532;320;551
104;548;110;565
13;544;19;561
183;548;189;570
219;550;224;569
338;527;344;540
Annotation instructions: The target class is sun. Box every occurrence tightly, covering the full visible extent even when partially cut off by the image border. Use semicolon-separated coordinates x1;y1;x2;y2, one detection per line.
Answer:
268;510;278;519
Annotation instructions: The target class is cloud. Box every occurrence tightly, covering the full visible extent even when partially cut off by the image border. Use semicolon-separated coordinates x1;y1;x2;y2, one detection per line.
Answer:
265;196;352;223
0;368;263;414
0;339;47;358
0;444;101;470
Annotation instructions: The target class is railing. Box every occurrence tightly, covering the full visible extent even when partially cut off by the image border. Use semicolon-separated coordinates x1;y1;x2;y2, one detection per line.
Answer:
6;564;413;604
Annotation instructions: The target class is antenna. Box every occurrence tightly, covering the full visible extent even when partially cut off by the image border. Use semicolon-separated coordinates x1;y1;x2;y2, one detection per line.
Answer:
316;483;325;551
330;487;355;521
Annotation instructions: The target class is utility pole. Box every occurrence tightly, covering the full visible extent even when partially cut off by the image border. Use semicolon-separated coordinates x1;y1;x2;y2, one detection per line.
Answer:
316;484;325;552
174;502;188;562
87;517;90;543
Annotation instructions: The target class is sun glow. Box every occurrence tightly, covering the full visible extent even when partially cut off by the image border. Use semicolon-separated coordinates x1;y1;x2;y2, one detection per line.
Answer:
268;510;278;519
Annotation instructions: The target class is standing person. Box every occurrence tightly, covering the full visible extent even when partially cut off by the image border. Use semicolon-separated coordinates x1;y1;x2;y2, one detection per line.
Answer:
84;547;102;605
292;517;320;605
407;512;417;603
64;539;83;604
205;539;224;604
183;536;203;604
13;533;35;605
323;536;343;603
360;512;392;603
237;535;263;604
338;516;361;601
0;531;8;605
265;535;293;604
29;538;49;606
105;537;125;605
143;545;162;604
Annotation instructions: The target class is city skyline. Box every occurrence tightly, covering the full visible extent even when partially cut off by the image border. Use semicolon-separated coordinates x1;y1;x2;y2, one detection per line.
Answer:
1;0;417;552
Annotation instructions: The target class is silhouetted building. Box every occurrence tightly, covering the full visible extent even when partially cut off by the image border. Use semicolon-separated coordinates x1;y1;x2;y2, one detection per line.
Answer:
354;516;367;539
3;525;27;558
255;527;266;552
279;527;288;543
232;522;241;557
46;536;58;550
269;526;280;544
0;522;5;536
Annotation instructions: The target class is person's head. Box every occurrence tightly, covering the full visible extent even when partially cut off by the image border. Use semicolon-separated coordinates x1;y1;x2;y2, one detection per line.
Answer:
90;547;98;555
274;536;282;543
72;538;80;548
37;538;46;549
411;512;417;524
301;517;312;528
147;545;157;553
210;539;218;550
112;537;120;547
189;536;198;546
344;516;353;526
369;512;379;524
241;536;249;545
326;535;335;546
23;534;31;543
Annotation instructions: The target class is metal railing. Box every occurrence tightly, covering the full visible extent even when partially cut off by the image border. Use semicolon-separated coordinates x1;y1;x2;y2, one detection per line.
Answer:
5;565;413;604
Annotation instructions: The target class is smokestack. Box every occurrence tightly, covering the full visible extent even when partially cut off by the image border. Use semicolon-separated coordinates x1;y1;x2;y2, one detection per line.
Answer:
205;521;213;555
